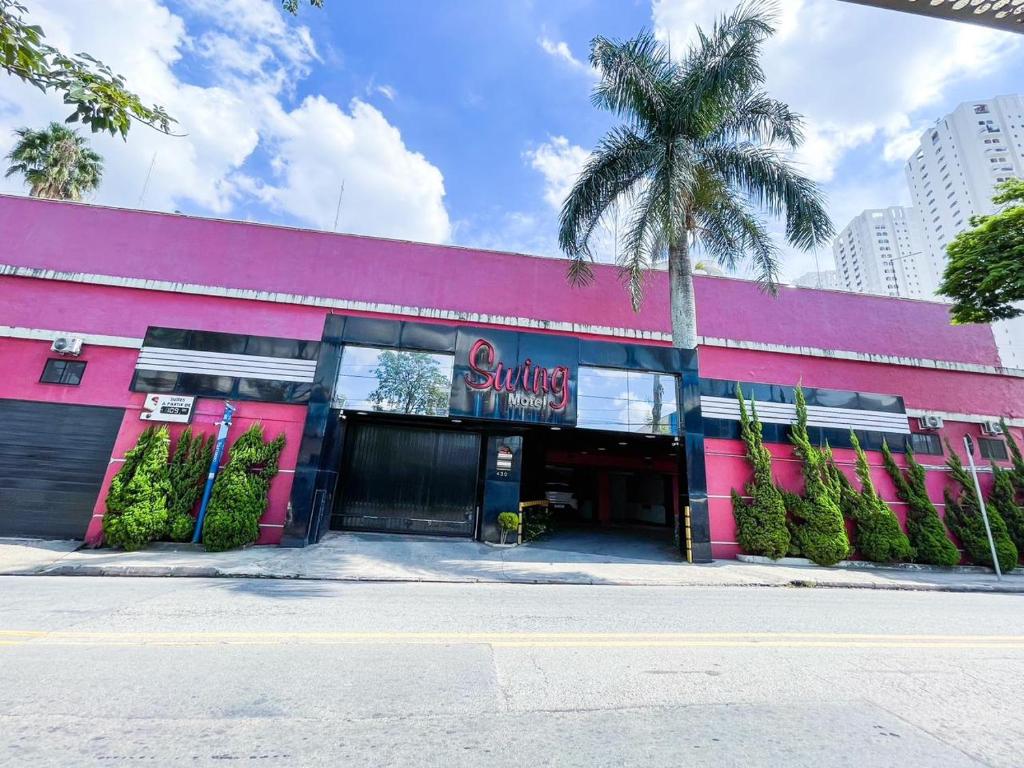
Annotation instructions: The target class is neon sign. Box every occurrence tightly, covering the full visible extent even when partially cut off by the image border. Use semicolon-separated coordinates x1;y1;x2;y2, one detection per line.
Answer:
464;338;570;411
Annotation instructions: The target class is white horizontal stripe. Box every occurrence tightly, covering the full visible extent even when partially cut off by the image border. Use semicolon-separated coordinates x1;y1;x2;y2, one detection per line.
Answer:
5;263;1023;379
139;347;317;370
136;346;316;382
136;361;313;382
136;357;314;378
136;356;313;378
701;395;911;434
700;404;907;431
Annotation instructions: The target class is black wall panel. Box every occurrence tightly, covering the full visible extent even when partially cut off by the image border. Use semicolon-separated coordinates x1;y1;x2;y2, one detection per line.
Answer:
0;399;123;539
334;422;480;537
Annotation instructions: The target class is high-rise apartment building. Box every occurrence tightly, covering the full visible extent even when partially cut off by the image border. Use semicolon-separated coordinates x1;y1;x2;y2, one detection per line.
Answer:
832;206;928;299
905;95;1024;289
904;95;1024;368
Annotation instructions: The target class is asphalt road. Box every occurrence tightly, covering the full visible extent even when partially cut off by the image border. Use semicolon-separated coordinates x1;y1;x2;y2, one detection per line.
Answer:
2;577;1023;767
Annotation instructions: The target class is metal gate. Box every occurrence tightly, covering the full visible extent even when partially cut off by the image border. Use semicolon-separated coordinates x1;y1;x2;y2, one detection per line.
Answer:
334;422;480;537
0;399;123;539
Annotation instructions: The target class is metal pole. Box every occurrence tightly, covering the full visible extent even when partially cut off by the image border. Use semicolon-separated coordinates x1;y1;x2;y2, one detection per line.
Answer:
191;402;236;544
964;435;1001;580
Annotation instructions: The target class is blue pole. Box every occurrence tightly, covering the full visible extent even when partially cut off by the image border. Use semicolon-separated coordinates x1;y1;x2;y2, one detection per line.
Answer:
191;402;236;544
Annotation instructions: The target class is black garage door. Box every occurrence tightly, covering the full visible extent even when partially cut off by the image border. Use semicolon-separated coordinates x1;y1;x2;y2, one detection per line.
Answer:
334;422;480;537
0;399;123;539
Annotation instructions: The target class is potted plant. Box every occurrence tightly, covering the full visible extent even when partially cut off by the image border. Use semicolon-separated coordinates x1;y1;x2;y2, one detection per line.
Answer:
497;512;520;545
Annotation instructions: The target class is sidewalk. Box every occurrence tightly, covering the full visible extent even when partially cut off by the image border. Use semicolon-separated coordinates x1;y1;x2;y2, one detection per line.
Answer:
3;532;1024;593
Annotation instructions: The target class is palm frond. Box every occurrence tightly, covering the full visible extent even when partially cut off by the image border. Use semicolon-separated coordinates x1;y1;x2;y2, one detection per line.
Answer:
558;126;656;261
617;178;665;309
702;143;834;249
679;0;777;129
694;187;781;290
589;31;673;131
712;90;804;148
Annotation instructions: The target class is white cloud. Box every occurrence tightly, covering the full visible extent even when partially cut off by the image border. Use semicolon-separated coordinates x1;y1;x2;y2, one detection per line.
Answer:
0;0;449;245
651;0;1021;179
538;36;594;76
651;0;1021;280
524;136;591;210
255;96;450;242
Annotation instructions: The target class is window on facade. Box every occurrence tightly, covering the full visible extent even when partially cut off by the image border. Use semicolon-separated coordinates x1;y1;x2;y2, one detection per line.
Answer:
979;438;1009;461
333;345;454;416
577;367;678;435
907;433;942;456
40;358;86;385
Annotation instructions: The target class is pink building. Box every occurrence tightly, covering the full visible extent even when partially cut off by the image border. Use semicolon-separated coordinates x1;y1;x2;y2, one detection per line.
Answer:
0;194;1021;561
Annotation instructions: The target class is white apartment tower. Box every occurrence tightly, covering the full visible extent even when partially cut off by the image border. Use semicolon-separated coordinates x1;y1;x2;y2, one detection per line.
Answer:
904;94;1024;368
832;206;927;299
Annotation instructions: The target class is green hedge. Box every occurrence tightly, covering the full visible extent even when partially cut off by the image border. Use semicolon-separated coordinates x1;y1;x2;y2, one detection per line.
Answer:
990;465;1024;561
843;432;912;563
1004;419;1024;496
944;442;1017;572
165;428;214;543
201;425;285;552
103;426;172;551
787;386;850;566
881;440;959;567
730;385;790;559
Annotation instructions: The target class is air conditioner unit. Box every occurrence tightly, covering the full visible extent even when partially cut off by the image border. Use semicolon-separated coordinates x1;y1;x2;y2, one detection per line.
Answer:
981;421;1003;436
51;336;83;356
917;415;944;430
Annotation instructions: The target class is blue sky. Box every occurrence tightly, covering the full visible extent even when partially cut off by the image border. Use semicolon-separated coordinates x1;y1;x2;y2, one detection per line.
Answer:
1;0;1022;280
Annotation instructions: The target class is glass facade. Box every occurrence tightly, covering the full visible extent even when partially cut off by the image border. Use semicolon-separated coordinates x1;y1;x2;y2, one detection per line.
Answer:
333;345;454;416
576;366;678;435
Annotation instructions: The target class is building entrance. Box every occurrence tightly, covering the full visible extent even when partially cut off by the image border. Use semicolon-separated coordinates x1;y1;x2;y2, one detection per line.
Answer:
332;419;481;537
520;427;681;552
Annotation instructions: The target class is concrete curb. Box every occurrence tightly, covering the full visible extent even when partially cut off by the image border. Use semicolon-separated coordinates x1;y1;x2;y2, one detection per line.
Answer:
736;554;993;574
7;564;1023;594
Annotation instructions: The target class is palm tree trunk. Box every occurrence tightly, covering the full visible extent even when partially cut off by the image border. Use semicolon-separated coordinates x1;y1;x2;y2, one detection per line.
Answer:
668;238;698;349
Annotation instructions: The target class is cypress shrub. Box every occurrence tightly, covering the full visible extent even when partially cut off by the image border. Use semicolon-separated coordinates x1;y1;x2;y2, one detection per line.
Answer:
844;432;912;563
788;386;850;566
944;443;1017;572
990;465;1024;560
165;428;214;543
1003;419;1024;496
201;424;285;552
781;491;809;557
881;440;959;567
103;426;172;551
729;385;790;559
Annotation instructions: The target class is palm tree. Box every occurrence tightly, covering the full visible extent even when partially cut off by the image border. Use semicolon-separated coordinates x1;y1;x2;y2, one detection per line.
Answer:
5;122;103;201
558;1;833;349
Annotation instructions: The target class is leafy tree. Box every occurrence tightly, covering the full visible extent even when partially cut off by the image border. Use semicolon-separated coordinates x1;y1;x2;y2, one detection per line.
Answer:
103;426;172;551
0;0;174;137
1003;418;1024;496
939;179;1024;324
369;351;450;415
730;384;789;559
282;0;324;12
5;122;102;200
944;441;1017;572
842;432;912;563
787;385;850;565
557;2;833;349
989;465;1024;561
165;428;214;543
881;439;959;567
201;424;285;552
